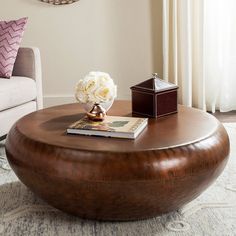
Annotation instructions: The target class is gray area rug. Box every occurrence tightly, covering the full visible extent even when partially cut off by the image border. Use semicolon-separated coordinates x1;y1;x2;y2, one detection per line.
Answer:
0;123;236;236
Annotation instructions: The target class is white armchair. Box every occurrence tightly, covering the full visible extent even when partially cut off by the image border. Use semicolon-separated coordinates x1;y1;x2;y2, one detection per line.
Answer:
0;47;43;139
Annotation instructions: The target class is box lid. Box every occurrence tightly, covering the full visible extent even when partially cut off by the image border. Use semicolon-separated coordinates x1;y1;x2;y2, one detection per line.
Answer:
130;73;178;93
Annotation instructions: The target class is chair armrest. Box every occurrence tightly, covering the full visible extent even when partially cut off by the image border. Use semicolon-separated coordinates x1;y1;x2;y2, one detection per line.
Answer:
12;47;43;109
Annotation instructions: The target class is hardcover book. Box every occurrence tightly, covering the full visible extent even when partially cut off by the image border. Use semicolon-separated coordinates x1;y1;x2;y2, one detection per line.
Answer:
67;116;148;139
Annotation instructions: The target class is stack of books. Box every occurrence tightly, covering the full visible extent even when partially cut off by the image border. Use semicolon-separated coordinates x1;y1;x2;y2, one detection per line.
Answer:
67;116;148;139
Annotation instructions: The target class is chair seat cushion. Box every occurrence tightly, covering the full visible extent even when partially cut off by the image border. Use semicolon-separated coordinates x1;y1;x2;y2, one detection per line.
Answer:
0;76;37;111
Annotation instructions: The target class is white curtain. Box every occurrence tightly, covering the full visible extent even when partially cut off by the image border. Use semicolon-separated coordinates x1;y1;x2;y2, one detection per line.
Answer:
163;0;236;112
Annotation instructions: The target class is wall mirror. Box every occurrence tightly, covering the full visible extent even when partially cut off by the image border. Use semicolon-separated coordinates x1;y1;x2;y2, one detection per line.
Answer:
41;0;79;5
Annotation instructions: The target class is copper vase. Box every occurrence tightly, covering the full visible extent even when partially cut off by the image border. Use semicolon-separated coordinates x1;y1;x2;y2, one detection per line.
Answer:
87;103;106;121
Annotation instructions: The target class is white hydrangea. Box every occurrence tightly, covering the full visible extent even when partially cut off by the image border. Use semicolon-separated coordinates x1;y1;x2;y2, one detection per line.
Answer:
75;72;117;104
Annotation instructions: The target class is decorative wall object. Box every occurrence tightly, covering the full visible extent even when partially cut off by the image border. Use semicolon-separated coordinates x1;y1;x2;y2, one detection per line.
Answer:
40;0;79;5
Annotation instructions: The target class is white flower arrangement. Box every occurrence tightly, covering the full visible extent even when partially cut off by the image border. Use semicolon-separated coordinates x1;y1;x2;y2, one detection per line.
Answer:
75;72;117;104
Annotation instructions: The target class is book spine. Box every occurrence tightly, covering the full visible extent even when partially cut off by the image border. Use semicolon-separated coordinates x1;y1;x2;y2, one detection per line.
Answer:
129;119;145;132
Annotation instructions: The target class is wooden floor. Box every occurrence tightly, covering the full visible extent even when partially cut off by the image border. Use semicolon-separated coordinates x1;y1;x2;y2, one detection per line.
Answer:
210;111;236;123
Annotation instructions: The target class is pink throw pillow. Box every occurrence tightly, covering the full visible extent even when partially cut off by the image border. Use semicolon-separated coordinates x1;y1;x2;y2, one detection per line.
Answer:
0;17;28;78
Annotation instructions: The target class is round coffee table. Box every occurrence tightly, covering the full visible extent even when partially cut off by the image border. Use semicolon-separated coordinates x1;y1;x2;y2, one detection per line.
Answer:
5;101;230;221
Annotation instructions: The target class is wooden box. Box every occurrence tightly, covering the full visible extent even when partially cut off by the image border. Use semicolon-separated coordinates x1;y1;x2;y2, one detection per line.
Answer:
130;74;178;118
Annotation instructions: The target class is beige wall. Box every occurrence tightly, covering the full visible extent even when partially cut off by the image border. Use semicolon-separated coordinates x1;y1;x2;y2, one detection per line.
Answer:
1;0;163;107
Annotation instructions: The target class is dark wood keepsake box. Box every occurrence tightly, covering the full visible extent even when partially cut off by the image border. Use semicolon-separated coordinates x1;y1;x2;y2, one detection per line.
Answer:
130;73;178;118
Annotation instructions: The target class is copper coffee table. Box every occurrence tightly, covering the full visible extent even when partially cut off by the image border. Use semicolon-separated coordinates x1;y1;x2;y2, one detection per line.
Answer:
5;101;230;221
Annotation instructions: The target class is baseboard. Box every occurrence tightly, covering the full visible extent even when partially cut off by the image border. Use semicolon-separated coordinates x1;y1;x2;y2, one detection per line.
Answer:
43;95;75;108
43;94;131;108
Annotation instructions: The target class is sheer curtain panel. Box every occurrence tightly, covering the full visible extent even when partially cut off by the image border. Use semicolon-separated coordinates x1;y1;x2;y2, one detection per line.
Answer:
163;0;236;112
